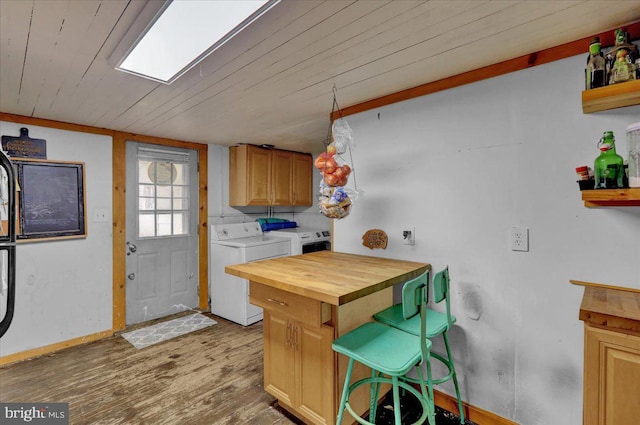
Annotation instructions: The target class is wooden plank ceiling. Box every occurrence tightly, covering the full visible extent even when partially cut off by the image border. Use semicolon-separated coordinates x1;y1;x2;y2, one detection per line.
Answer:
1;0;639;152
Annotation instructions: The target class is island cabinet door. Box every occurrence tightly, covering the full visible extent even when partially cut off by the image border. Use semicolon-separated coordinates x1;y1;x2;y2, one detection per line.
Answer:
295;323;335;425
263;310;296;406
584;324;640;425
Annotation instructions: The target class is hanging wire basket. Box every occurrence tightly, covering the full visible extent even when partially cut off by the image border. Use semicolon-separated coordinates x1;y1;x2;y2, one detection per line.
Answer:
316;86;359;219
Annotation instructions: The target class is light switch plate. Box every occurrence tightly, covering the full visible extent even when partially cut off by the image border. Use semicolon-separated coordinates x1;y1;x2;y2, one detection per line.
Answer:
93;208;109;222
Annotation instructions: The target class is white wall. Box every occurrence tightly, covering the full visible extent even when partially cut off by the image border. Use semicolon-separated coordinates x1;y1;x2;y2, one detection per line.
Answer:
333;54;640;425
0;128;326;358
0;122;113;357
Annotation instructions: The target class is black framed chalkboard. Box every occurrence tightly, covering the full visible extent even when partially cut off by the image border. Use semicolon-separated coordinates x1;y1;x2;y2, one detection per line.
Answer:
15;159;86;240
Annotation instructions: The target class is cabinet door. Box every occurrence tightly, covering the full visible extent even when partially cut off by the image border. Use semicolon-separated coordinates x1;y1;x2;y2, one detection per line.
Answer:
292;153;313;206
263;311;296;407
584;324;640;425
271;150;292;205
246;146;271;205
295;323;335;425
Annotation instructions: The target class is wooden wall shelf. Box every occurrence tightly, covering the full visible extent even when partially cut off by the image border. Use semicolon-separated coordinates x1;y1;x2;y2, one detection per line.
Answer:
582;80;640;113
581;188;640;207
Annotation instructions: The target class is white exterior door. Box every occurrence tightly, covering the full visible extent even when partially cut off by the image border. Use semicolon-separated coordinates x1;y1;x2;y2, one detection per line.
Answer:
125;142;199;325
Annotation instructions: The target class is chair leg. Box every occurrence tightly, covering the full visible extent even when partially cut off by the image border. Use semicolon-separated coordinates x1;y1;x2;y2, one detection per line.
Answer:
425;352;436;425
443;331;465;423
392;375;402;425
369;369;381;423
415;361;435;425
337;358;355;425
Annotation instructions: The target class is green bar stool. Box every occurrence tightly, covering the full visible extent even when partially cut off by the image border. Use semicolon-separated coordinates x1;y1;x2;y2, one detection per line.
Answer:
374;267;465;423
332;271;436;425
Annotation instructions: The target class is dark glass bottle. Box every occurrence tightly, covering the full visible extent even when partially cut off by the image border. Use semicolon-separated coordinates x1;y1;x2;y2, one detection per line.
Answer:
586;37;606;89
594;131;624;189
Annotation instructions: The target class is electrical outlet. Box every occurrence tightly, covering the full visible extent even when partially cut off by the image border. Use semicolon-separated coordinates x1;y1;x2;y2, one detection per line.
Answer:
511;227;529;252
402;227;415;245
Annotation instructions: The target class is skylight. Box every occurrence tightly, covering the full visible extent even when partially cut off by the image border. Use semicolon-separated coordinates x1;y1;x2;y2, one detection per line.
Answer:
116;0;278;84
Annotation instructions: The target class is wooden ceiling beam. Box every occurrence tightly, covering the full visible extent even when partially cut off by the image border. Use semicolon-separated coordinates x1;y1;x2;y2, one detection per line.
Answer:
331;20;640;121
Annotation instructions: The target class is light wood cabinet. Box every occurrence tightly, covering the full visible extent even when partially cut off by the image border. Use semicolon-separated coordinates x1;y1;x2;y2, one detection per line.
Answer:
271;149;293;205
584;325;640;425
253;284;335;425
292;152;313;206
229;145;312;206
263;311;335;424
572;281;640;425
262;311;296;406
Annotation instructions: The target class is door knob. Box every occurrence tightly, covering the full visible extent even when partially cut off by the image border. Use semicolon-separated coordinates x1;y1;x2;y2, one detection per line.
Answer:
128;273;135;280
126;242;137;253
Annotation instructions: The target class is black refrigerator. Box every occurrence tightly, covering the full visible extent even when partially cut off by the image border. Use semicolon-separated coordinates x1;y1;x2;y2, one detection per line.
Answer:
0;150;16;338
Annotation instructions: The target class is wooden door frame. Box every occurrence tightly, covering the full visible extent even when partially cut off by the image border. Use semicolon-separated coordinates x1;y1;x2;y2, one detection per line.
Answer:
113;133;208;331
0;113;209;332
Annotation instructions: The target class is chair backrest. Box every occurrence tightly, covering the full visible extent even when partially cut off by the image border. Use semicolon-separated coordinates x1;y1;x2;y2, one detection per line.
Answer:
402;270;430;364
433;266;453;328
401;270;429;320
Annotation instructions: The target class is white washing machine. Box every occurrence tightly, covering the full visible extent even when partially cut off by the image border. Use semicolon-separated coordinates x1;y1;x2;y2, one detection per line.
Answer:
210;222;290;326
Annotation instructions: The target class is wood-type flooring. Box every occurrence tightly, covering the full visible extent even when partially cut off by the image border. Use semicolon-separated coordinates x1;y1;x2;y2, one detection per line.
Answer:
0;313;301;425
1;312;471;424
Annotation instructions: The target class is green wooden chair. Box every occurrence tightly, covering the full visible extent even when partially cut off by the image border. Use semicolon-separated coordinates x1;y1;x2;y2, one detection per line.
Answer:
374;266;465;423
332;271;435;425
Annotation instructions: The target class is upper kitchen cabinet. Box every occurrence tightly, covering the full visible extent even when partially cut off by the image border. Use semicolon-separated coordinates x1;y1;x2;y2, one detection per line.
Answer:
271;149;294;205
229;145;312;207
292;152;313;206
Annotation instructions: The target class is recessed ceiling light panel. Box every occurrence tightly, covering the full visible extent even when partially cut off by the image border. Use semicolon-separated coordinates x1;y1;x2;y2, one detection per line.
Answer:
116;0;279;84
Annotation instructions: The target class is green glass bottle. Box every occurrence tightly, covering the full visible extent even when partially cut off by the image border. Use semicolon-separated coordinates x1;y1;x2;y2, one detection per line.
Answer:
594;131;624;189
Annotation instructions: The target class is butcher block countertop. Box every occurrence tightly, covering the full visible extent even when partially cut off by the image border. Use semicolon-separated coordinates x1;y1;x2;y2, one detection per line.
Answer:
225;251;430;306
571;280;640;334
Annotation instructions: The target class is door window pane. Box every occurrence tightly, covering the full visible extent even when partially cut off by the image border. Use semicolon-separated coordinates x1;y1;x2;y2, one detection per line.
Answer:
139;214;155;238
156;213;172;236
138;160;154;184
173;186;185;197
157;198;172;210
139;197;155;210
137;154;192;238
173;198;187;210
173;164;188;185
139;184;155;197
157;185;171;197
173;212;188;235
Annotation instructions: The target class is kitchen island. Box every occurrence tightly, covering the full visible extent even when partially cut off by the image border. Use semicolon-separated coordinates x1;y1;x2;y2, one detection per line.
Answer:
571;280;640;425
225;251;430;425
